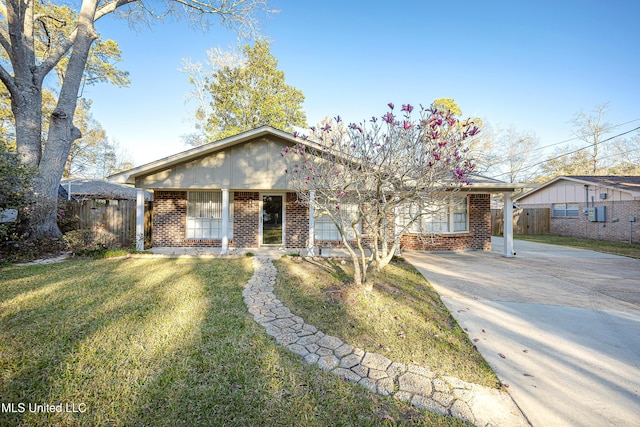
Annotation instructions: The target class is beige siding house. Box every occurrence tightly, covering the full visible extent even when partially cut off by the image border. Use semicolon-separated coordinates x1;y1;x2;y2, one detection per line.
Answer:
109;127;524;255
515;176;640;243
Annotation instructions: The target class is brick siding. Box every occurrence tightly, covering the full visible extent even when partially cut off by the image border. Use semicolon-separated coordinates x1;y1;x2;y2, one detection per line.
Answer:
152;191;493;250
153;191;188;247
523;200;639;243
233;192;260;247
285;192;309;248
400;194;492;251
153;190;227;247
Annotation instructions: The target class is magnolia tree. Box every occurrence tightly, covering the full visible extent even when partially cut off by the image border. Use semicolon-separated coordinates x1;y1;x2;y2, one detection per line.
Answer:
283;103;478;289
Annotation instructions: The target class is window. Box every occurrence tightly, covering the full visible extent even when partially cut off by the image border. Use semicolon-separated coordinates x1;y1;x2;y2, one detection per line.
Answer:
552;203;579;218
186;191;233;239
314;203;361;241
398;196;469;234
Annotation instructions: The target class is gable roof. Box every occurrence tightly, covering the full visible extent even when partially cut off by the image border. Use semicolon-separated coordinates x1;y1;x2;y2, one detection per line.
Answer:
515;175;640;201
108;126;299;185
108;126;526;193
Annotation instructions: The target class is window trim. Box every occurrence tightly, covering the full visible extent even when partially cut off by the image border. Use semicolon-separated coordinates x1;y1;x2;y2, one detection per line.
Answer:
186;191;233;240
398;196;470;235
314;203;362;241
552;203;579;218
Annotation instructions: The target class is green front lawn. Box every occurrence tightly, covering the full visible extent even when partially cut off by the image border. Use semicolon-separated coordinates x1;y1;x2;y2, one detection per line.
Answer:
515;234;640;258
0;258;469;426
274;257;499;388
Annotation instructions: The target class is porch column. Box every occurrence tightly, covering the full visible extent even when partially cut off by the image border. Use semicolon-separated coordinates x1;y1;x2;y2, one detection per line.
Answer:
503;191;514;257
136;188;145;251
307;190;315;256
221;188;229;255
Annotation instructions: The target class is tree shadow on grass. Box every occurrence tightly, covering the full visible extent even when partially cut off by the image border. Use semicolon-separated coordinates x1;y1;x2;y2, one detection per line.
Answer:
0;258;252;426
121;259;464;427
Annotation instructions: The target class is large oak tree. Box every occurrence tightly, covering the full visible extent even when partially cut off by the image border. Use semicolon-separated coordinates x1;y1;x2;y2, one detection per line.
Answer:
0;0;272;239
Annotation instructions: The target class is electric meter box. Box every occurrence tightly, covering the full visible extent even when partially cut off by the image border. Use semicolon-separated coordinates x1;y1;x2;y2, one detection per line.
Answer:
587;206;606;222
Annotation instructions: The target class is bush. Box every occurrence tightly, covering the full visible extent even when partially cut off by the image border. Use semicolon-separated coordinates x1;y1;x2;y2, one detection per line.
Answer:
64;229;104;255
0;144;36;243
56;203;80;233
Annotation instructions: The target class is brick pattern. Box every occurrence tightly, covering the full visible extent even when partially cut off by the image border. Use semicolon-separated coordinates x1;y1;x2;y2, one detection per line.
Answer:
153;191;187;247
400;194;492;251
152;191;493;250
285;192;309;248
234;192;259;247
523;201;639;243
471;194;492;250
153;190;228;247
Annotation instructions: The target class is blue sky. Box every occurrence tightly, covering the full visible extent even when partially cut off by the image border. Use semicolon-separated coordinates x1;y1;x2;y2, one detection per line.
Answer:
86;0;640;167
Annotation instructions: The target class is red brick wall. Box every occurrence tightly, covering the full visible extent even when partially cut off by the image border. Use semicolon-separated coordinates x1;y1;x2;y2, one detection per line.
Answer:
234;192;259;247
285;192;309;248
471;193;492;250
151;191;493;250
153;191;187;247
153;190;226;247
400;194;492;251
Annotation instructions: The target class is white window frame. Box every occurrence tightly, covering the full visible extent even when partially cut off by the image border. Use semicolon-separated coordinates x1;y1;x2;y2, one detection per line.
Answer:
552;203;579;218
398;196;469;234
314;203;361;241
186;191;233;239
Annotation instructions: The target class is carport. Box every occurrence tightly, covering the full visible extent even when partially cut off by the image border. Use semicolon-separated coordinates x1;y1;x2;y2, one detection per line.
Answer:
404;237;640;427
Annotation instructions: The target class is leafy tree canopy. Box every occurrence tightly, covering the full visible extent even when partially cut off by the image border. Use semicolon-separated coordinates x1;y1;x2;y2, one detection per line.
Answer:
185;39;306;144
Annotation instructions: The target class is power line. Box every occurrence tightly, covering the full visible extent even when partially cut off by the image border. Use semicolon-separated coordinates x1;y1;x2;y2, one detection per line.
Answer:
527;125;640;169
527;117;640;154
489;125;640;180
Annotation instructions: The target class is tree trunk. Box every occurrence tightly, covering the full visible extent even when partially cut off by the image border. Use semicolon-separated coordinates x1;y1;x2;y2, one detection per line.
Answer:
23;0;98;239
12;86;44;167
29;111;82;239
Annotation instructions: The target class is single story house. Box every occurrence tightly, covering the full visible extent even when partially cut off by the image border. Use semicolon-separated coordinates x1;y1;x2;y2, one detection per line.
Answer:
515;175;640;243
109;126;525;255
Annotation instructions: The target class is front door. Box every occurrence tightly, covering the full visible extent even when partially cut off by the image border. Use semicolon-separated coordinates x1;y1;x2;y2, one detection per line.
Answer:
262;194;283;245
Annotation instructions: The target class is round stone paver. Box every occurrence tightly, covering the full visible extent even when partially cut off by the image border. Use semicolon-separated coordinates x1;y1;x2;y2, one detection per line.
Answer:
243;257;529;427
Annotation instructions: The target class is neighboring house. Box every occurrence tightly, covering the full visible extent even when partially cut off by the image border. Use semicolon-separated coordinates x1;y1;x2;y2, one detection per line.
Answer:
109;126;524;254
515;176;640;243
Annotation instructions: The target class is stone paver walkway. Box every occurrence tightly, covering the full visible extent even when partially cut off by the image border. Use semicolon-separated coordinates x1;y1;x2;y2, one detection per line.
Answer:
243;257;530;427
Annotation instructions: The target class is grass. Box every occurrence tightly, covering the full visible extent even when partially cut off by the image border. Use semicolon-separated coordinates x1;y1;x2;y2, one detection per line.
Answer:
273;256;500;388
0;257;470;426
514;234;640;258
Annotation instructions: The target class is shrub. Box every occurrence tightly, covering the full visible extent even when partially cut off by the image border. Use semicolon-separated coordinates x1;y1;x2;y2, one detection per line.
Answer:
0;144;36;243
64;229;104;255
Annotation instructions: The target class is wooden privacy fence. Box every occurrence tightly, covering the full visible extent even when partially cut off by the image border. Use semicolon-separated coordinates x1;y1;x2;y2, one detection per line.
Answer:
491;208;550;236
60;199;153;248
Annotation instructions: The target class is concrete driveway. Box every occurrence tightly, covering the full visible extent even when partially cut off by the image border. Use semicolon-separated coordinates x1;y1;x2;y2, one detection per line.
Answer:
403;237;640;427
